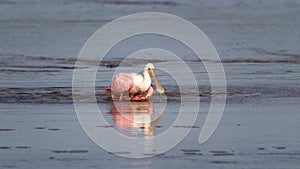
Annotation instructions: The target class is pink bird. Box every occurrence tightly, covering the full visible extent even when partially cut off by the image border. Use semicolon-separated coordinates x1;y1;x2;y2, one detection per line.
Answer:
106;63;165;101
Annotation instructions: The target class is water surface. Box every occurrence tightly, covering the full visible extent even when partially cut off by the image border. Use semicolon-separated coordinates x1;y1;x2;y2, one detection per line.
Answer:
0;0;300;168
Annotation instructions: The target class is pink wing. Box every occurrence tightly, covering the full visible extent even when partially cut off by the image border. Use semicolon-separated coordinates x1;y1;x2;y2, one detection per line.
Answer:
110;73;135;94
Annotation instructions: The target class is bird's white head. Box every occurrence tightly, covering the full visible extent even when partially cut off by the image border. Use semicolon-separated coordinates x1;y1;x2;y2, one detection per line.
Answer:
144;63;155;71
144;63;165;94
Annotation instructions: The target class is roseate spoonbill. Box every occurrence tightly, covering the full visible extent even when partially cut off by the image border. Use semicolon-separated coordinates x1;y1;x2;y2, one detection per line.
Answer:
106;63;164;101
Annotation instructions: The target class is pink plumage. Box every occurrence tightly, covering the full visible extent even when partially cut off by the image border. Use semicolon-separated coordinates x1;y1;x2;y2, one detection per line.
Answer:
106;73;154;101
111;73;135;94
106;63;164;101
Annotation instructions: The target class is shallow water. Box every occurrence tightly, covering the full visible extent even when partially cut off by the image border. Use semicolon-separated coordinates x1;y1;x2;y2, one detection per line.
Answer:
1;54;299;103
1;0;300;168
1;100;300;168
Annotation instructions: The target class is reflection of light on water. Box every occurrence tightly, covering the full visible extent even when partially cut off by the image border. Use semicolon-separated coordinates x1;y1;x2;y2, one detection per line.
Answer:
108;100;165;137
108;100;166;156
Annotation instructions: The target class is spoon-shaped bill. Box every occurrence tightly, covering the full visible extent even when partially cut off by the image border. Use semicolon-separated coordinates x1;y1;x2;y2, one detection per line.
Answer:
149;69;165;94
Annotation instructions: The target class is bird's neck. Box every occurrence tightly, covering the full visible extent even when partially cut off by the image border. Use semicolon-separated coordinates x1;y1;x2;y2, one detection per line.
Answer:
140;70;151;92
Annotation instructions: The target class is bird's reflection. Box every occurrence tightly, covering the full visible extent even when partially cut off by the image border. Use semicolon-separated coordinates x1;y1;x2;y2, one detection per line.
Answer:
108;101;164;136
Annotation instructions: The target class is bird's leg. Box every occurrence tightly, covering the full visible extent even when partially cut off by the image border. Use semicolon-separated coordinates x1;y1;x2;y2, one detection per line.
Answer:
119;93;123;101
122;92;130;101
